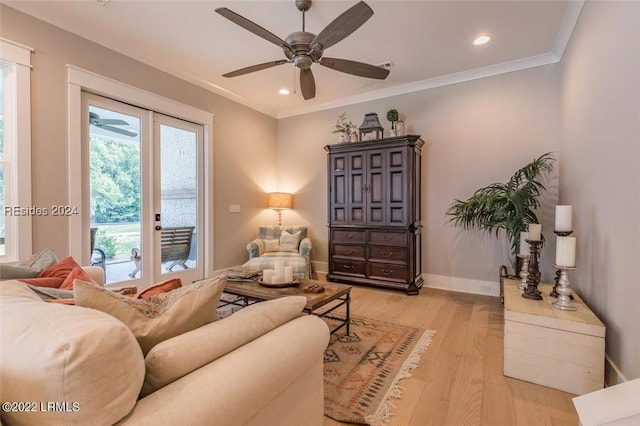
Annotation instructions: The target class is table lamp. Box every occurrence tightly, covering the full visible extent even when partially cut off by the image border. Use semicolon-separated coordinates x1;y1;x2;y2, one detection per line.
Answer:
267;192;292;226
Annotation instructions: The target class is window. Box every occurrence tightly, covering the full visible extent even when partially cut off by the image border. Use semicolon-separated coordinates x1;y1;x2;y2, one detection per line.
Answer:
0;40;32;261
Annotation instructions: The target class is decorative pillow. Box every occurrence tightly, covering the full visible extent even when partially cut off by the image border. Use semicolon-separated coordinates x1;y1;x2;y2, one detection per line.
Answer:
0;264;41;279
23;248;58;270
37;256;83;279
17;277;65;288
27;285;74;301
262;238;280;253
74;275;226;355
136;278;182;299
279;230;302;252
0;248;58;280
60;266;98;290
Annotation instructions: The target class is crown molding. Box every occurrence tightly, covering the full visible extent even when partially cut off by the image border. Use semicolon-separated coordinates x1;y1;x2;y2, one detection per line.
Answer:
276;52;561;119
552;0;585;60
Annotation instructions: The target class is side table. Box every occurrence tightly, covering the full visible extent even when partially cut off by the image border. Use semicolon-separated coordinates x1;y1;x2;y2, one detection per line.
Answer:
503;278;605;395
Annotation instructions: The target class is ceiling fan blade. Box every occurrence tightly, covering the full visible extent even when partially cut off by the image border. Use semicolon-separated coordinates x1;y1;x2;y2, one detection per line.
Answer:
319;57;390;80
215;8;290;49
223;60;289;78
100;124;138;138
310;1;373;51
300;68;316;100
96;118;129;126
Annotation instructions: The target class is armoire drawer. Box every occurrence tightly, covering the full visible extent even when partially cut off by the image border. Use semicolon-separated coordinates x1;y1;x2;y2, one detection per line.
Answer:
369;245;407;263
332;229;366;243
333;244;366;259
369;231;407;245
369;263;407;282
332;259;367;277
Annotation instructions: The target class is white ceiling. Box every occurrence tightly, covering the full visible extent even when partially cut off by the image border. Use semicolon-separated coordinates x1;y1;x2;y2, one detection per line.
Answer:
6;0;583;118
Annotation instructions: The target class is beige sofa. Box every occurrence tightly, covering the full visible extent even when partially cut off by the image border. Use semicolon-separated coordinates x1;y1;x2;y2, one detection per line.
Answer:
0;278;330;426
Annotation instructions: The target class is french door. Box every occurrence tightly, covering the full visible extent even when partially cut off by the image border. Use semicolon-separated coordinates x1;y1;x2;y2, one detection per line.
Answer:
82;93;204;286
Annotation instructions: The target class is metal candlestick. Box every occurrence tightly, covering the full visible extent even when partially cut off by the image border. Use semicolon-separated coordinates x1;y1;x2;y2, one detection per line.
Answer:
551;264;577;311
517;254;530;290
551;230;574;298
522;239;543;300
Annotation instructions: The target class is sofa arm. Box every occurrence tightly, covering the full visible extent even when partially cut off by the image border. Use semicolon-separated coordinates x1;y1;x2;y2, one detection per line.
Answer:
299;237;312;257
82;265;105;286
246;238;263;258
118;315;329;426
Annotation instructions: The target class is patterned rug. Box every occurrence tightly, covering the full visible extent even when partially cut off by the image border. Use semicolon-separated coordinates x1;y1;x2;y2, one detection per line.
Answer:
323;315;436;425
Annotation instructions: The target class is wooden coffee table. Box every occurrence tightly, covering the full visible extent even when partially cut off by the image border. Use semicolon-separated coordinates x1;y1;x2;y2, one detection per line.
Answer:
221;279;352;335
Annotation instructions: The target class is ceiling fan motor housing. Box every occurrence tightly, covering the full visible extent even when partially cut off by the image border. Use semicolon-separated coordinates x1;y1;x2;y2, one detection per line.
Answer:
284;31;323;69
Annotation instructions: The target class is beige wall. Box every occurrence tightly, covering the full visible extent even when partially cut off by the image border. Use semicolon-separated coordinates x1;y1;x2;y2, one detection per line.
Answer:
278;65;561;282
0;5;278;271
560;1;640;382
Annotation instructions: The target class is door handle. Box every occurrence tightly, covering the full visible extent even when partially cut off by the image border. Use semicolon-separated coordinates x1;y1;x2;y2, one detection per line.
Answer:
155;225;162;231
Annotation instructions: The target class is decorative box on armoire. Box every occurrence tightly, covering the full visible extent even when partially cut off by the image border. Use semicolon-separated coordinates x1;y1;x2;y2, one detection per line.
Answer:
325;135;424;295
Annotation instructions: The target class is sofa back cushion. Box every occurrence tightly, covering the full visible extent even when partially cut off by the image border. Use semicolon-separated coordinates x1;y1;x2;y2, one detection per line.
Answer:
142;295;307;396
0;281;144;426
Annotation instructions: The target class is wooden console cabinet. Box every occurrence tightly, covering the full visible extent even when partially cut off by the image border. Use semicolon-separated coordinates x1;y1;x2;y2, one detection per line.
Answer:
503;278;605;395
325;135;424;294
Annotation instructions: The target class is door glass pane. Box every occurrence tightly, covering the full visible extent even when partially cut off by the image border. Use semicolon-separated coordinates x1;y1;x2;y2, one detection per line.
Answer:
89;105;141;284
159;124;197;275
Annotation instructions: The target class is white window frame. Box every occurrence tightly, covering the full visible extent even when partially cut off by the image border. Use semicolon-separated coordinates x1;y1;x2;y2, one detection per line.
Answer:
67;66;215;274
0;39;32;262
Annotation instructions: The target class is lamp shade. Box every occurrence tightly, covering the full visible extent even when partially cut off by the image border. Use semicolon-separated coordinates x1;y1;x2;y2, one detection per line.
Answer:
267;192;292;210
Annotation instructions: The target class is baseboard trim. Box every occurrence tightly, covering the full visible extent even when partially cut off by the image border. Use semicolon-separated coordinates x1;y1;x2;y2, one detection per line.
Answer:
605;354;628;387
423;273;499;297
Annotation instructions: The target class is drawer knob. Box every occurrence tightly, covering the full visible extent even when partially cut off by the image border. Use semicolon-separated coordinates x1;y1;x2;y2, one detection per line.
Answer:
344;249;354;255
381;251;392;258
343;264;354;270
383;235;393;241
382;269;393;276
345;233;354;239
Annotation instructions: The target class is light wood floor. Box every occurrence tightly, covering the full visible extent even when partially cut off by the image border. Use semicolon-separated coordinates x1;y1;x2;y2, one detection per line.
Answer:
323;285;579;426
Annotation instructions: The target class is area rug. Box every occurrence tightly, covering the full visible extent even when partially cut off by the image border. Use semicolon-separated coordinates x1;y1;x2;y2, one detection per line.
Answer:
323;315;436;425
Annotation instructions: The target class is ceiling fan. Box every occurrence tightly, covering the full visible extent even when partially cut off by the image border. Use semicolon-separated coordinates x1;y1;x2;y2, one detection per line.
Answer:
215;0;390;100
89;112;138;137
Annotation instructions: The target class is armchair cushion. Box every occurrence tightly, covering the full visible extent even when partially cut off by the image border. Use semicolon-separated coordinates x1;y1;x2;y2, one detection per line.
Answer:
279;230;302;252
263;238;280;253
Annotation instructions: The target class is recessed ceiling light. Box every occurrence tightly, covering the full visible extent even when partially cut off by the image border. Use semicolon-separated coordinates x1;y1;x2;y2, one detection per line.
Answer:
473;35;491;46
279;89;290;95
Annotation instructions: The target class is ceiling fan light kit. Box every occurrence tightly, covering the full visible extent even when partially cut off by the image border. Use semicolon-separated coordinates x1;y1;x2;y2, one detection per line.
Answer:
215;0;390;100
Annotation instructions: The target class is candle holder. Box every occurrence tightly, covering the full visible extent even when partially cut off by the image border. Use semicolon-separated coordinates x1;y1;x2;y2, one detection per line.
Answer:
551;264;577;311
522;239;543;300
551;230;574;299
516;254;530;290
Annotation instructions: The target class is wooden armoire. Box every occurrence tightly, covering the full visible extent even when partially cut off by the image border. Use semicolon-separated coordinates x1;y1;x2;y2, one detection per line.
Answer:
325;135;424;294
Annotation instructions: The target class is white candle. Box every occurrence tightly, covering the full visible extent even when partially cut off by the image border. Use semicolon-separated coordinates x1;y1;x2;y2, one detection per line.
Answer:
555;236;576;267
263;269;274;284
519;232;530;256
284;266;293;283
555;205;573;232
528;223;542;241
274;260;285;275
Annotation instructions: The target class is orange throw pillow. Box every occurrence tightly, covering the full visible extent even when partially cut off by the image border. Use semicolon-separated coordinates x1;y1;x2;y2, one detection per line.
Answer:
38;256;83;279
18;277;65;288
136;278;182;299
60;267;97;290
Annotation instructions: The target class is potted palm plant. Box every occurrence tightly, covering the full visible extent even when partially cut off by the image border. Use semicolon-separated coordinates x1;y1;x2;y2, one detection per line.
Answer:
446;152;555;272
